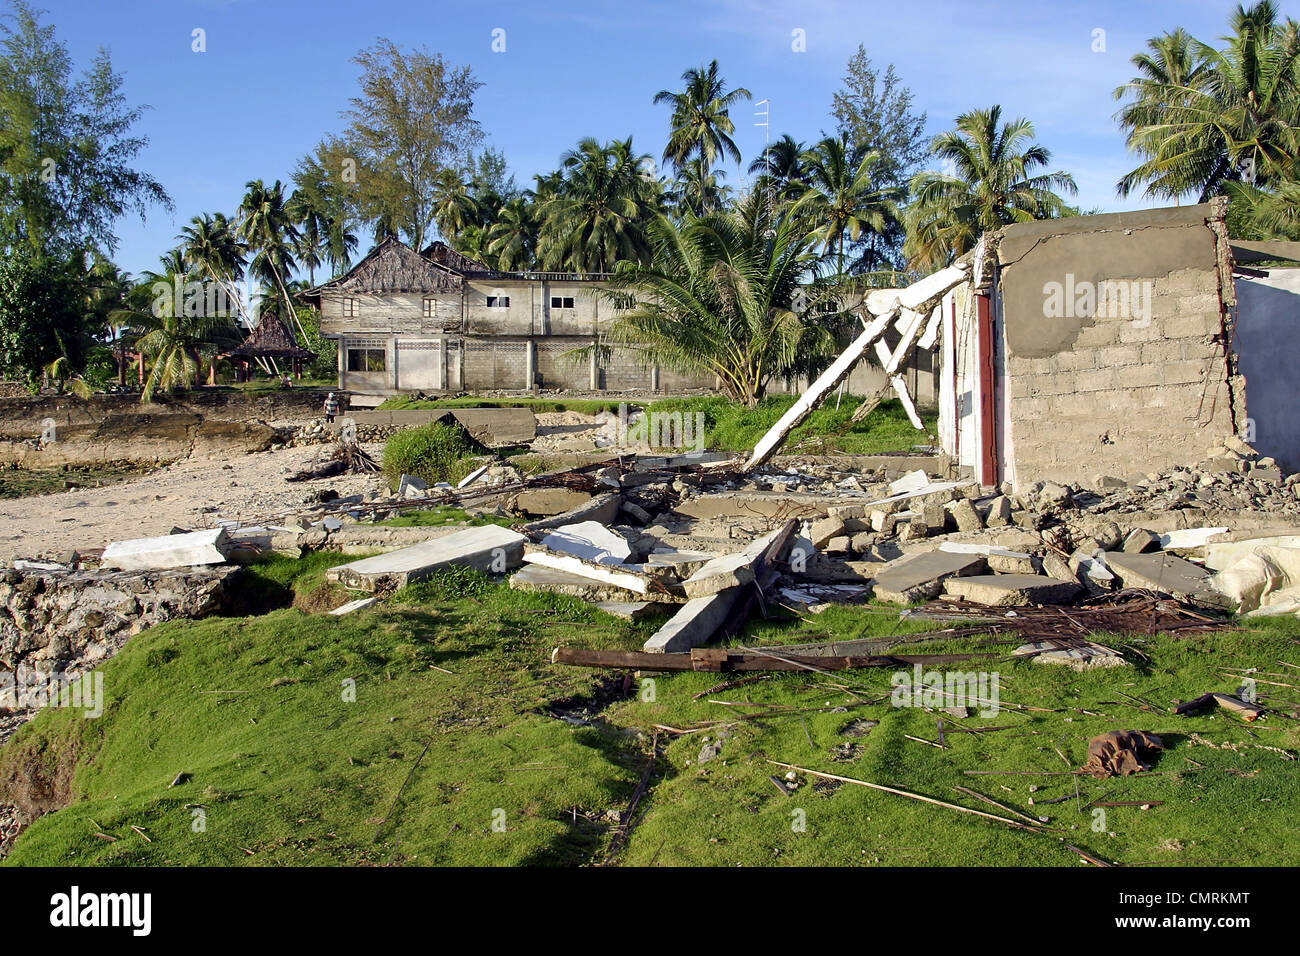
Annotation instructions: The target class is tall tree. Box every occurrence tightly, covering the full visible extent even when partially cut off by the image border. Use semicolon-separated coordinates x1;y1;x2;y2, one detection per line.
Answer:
538;137;658;274
654;60;751;175
292;140;359;278
238;179;304;340
0;0;169;256
1115;2;1300;201
831;47;928;191
178;212;249;323
0;246;83;386
794;135;901;277
485;196;539;271
342;39;482;250
904;105;1077;270
747;133;806;203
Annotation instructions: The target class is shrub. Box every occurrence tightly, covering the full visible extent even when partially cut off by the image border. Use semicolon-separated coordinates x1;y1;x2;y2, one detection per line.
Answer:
381;421;482;485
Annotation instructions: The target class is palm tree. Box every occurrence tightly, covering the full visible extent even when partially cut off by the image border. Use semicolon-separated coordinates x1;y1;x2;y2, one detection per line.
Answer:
430;169;478;242
670;158;734;217
178;213;248;324
1115;2;1300;202
538;137;658;273
904;105;1077;270
485;196;539;271
794;135;902;276
654;60;752;175
747;133;806;202
597;202;835;406
111;273;241;402
286;191;326;285
238;180;305;342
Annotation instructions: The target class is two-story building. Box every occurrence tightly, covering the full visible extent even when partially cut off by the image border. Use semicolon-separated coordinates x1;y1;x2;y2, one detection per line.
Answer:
300;237;715;395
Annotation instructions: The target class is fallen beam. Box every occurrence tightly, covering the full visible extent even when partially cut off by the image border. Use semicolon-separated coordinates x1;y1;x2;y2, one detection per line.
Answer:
742;309;897;471
550;646;996;672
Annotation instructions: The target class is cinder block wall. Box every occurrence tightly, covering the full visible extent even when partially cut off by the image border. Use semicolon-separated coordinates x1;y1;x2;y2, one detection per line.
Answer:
996;203;1237;487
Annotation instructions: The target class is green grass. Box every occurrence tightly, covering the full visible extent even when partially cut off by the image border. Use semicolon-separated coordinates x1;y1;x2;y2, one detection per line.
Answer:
381;421;485;486
646;395;938;456
378;396;627;415
4;564;1298;867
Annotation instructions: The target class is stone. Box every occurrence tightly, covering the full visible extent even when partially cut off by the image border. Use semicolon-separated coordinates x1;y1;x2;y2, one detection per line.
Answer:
1041;551;1080;583
397;474;428;498
947;498;984;533
1122;528;1159;553
985;496;1013;527
809;516;847;549
619;501;653;525
871;551;987;604
943;574;1083;607
1039;482;1073;506
1094;475;1127;491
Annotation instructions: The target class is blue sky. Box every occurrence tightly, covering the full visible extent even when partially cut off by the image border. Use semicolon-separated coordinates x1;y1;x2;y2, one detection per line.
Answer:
24;0;1298;276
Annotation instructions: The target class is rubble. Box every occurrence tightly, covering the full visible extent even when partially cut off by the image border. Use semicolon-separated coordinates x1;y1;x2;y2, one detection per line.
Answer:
328;525;526;591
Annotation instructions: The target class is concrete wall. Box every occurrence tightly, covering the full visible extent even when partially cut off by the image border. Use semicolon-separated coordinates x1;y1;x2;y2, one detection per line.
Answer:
994;203;1237;487
1235;268;1300;472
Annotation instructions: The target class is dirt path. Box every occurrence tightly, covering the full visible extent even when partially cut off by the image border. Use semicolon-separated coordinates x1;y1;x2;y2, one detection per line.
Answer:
0;443;389;564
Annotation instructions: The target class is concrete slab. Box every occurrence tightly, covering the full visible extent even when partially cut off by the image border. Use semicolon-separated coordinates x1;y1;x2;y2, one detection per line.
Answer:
1206;532;1300;571
594;601;656;621
523;492;621;531
1159;527;1229;551
647;549;720;578
943;574;1083;607
1102;550;1214;600
514;488;592;517
328;597;378;616
539;521;631;566
871;551;987;604
937;541;1039;575
680;531;780;599
522;549;671;596
329;525;525;591
509;564;680;603
101;528;232;570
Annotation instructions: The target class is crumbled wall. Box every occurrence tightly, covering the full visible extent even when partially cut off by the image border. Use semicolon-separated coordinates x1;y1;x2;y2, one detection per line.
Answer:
996;202;1236;487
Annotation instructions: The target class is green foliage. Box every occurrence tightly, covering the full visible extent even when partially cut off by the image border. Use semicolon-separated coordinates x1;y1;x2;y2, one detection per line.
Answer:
648;394;936;456
376;395;626;414
381;421;482;485
0;1;170;257
905;105;1078;270
600;201;836;406
375;505;513;529
0;247;85;384
1114;2;1300;203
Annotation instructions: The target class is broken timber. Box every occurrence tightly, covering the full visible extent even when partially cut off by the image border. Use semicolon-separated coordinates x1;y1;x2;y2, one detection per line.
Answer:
550;646;996;673
742;261;969;471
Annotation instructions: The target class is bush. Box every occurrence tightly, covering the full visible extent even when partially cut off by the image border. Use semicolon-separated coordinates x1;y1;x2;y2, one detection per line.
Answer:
381;421;482;485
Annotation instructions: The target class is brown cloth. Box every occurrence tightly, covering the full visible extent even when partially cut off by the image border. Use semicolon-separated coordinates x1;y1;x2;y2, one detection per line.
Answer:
1081;730;1164;777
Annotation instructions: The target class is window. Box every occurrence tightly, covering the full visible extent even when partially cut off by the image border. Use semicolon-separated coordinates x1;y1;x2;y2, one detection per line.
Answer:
342;297;358;317
422;297;435;318
346;348;386;373
486;295;510;308
550;295;575;310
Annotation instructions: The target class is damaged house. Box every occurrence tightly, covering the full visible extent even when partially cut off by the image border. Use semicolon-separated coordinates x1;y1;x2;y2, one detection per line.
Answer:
937;198;1300;489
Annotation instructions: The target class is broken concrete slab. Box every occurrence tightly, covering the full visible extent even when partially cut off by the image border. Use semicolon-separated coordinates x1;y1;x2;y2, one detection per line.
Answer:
679;529;790;599
522;548;674;597
1205;532;1300;571
329;525;526;591
512;488;593;517
328;597;378;616
646;549;719;578
871;551;987;604
594;601;656;621
888;469;932;496
947;498;985;533
538;521;631;566
101;528;233;571
943;574;1083;607
509;564;679;603
1102;550;1217;602
398;474;428;498
523;491;621;532
1013;641;1127;670
1158;527;1229;551
937;541;1040;575
1122;528;1160;553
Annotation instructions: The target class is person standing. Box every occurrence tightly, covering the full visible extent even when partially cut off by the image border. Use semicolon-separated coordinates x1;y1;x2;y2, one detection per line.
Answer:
323;392;340;424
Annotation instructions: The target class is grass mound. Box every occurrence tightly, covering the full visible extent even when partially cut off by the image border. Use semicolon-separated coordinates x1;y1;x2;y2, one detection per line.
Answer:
381;421;483;486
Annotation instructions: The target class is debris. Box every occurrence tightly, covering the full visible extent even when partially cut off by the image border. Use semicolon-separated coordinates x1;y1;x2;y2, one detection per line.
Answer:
1174;693;1265;722
871;551;986;604
1103;550;1221;605
523;550;671;597
942;574;1083;607
328;597;378;616
593;601;655;621
509;564;679;603
1080;730;1164;778
101;528;233;571
539;521;632;566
